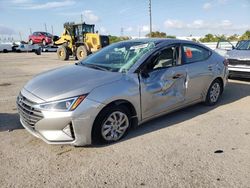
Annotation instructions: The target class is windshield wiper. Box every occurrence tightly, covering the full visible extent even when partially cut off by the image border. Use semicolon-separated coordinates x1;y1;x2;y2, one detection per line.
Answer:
81;63;110;71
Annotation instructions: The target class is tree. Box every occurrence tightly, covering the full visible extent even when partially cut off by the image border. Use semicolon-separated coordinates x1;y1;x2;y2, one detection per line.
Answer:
146;31;166;38
215;34;227;41
146;31;176;38
240;30;250;40
165;35;176;39
108;35;130;44
200;34;228;42
200;34;216;42
227;34;239;41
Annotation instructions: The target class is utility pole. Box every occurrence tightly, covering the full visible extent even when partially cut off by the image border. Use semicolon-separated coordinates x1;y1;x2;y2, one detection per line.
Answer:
44;23;47;32
138;26;141;38
121;27;124;37
19;31;22;41
51;25;54;35
149;0;152;37
29;28;32;35
81;14;83;23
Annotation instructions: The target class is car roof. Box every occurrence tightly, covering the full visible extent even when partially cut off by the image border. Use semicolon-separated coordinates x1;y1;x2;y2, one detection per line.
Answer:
121;38;211;51
123;38;203;45
124;38;185;43
33;31;50;34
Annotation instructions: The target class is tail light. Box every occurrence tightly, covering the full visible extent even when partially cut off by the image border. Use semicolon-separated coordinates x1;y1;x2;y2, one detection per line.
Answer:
223;59;229;67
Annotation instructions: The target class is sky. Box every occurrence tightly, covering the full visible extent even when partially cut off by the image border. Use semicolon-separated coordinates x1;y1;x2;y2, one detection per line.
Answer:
0;0;249;41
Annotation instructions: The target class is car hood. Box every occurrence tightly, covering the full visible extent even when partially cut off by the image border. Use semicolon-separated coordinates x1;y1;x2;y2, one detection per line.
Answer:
24;65;122;102
226;50;250;60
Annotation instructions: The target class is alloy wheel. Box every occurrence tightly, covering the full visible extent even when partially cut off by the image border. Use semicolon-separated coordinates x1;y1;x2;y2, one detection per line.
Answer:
209;82;221;103
101;111;129;141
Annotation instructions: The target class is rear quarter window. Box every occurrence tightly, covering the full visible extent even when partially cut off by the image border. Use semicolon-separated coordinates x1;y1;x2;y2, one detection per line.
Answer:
183;44;211;64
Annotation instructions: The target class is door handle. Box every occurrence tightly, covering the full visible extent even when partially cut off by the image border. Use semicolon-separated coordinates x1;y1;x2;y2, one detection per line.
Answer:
172;73;183;79
208;65;213;71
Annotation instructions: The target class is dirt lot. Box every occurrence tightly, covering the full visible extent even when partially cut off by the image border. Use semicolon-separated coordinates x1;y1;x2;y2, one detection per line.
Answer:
0;53;250;188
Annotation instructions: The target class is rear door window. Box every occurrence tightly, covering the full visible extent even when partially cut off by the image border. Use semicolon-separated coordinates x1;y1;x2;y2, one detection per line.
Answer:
182;44;211;64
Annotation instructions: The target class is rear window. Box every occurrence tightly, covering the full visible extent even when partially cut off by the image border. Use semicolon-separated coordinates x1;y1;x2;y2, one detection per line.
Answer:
183;44;211;64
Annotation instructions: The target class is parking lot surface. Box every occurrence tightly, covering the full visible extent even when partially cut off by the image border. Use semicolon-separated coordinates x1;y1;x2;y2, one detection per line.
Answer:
0;53;250;188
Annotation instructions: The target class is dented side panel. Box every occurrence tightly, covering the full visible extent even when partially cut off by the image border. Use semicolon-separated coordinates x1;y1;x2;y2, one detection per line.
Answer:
140;66;187;119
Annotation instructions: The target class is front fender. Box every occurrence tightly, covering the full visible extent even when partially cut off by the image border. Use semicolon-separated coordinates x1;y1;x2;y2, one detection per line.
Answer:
86;74;141;121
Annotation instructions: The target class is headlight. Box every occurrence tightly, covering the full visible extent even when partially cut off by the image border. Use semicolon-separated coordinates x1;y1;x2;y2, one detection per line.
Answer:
36;95;86;111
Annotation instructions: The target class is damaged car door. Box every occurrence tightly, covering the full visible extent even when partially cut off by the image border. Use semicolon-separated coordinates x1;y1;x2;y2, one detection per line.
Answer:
181;44;214;101
139;45;187;119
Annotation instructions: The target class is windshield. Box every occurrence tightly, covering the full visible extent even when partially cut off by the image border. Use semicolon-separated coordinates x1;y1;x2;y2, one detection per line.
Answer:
43;32;52;37
236;40;250;50
80;41;155;72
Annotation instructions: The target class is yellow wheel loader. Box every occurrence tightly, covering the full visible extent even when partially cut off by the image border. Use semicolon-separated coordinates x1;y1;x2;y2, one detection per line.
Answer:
54;22;109;61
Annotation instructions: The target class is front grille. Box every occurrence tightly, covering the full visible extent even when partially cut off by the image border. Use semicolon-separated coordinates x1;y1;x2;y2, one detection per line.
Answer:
229;71;250;78
17;93;43;127
228;59;250;66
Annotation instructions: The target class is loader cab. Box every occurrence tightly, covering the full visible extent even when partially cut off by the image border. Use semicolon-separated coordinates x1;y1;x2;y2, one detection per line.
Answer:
73;23;95;43
63;22;95;43
74;23;95;36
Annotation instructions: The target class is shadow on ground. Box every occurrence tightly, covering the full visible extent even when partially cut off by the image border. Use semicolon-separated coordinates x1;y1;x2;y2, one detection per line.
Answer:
93;80;250;147
0;113;23;132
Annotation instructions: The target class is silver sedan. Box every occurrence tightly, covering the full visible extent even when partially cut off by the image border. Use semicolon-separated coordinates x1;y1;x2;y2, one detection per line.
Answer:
17;39;228;146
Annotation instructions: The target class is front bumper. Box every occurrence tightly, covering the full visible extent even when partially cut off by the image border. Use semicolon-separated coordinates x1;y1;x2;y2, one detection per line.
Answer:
17;91;105;146
228;66;250;73
228;65;250;78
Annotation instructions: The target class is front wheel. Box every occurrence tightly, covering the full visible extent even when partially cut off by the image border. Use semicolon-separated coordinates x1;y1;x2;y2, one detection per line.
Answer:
205;79;222;106
57;46;69;61
76;45;88;60
92;105;131;144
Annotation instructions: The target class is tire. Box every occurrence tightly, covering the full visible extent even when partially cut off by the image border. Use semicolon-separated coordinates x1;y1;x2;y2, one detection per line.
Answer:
205;79;222;106
92;105;131;144
29;39;33;45
76;45;88;61
42;39;46;46
57;46;69;61
35;47;41;55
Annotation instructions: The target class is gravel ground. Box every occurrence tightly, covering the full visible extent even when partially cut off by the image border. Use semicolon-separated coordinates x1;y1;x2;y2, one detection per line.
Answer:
0;53;250;188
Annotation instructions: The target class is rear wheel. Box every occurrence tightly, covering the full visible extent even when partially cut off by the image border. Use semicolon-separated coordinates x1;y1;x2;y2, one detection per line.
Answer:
205;79;222;106
92;105;131;144
57;46;69;61
29;39;33;45
42;39;46;46
76;45;88;60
